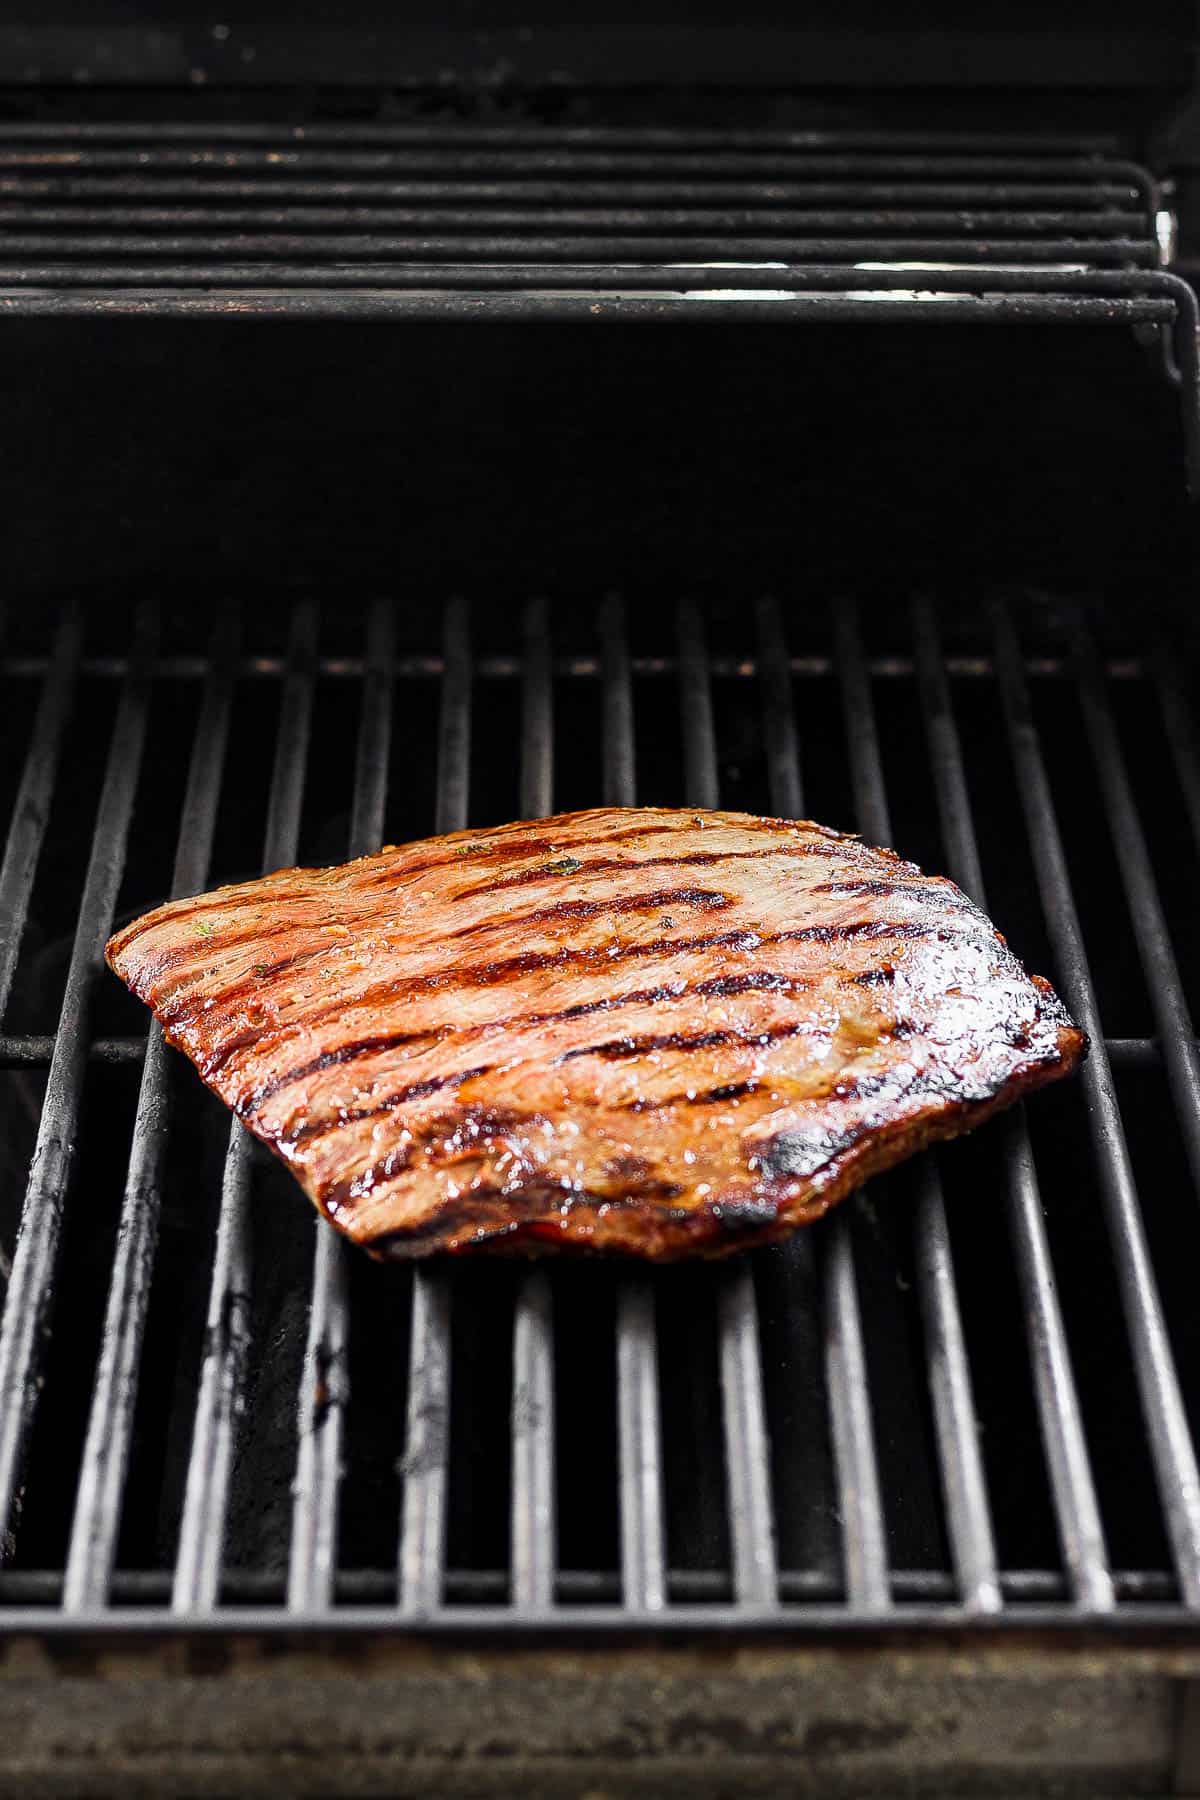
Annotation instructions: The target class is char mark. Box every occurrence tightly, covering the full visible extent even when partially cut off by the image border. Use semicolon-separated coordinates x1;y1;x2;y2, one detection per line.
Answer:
624;1079;762;1112
357;818;689;889
811;879;926;899
560;1016;813;1066
853;966;898;987
237;1026;444;1110
320;1101;545;1216
160;883;725;1017
439;884;730;943
200;924;777;1080
366;1175;687;1254
453;838;845;901
205;914;966;1092
279;1063;493;1144
243;969;820;1111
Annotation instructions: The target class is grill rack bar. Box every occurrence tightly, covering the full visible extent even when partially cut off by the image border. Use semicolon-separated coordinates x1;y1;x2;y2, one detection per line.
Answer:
0;601;156;1557
992;598;1200;1608
911;597;1114;1613
757;595;889;1611
0;234;1153;268
397;596;469;1616
172;602;318;1613
62;613;239;1613
509;596;558;1613
835;598;1001;1613
0;184;1144;207
0;122;1146;157
287;597;395;1612
0;651;1164;685
677;599;779;1609
0;141;1151;174
0;252;1158;286
0;1564;1187;1608
601;596;668;1614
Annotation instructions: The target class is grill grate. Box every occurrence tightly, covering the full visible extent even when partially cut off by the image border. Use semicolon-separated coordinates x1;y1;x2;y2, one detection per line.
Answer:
2;593;1200;1631
0;123;1160;277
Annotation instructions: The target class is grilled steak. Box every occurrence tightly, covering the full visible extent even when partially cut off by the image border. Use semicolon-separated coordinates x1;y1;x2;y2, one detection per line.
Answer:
106;806;1084;1260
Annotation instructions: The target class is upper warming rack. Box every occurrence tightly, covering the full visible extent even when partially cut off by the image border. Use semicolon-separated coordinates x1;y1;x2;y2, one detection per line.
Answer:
0;121;1163;280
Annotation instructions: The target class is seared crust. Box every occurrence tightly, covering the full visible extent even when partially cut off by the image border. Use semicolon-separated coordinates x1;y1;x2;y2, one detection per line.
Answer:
106;806;1085;1261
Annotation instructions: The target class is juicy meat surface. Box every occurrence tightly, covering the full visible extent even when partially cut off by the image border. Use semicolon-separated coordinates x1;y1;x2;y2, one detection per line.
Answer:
106;806;1085;1260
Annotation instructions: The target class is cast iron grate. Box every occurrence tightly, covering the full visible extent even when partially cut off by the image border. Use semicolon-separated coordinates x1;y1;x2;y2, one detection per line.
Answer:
1;592;1200;1631
0;121;1161;279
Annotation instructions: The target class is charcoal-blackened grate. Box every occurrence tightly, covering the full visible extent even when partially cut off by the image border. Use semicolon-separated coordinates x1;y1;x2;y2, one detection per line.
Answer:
2;592;1200;1631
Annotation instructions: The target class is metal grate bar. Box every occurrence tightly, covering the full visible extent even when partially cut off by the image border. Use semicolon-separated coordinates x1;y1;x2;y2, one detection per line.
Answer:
510;596;557;1612
911;597;1114;1612
1070;615;1200;1198
601;595;667;1614
0;242;1155;278
0;601;157;1556
835;598;1001;1614
0;1035;147;1065
0;273;1171;304
0;1562;1188;1607
0;264;1174;295
288;598;395;1612
398;597;469;1617
757;596;890;1612
173;601;318;1613
2;293;1180;341
0;142;1147;177
0;205;1146;229
0;180;1139;204
991;598;1200;1607
0;605;83;1023
677;598;778;1609
63;612;239;1613
0;122;1142;152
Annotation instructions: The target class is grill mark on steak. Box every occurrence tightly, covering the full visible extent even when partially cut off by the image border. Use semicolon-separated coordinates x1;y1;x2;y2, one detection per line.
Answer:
199;917;968;1079
812;878;946;900
624;1079;763;1111
244;967;820;1110
280;1010;841;1145
106;818;702;964
160;882;732;1000
194;925;773;1073
556;1016;818;1066
437;884;730;941
282;1062;495;1145
320;1102;553;1215
453;840;848;901
356;818;690;886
